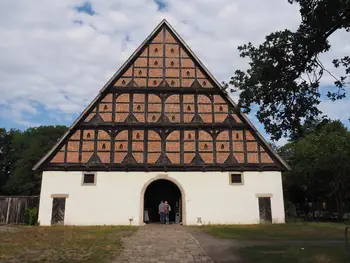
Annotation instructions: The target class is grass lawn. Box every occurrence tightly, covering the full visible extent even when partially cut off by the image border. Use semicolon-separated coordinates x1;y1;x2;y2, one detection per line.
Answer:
0;225;137;263
240;245;347;263
200;222;347;240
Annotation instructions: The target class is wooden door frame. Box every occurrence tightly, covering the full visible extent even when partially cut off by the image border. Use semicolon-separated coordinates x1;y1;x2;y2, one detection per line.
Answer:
50;194;68;225
257;194;273;224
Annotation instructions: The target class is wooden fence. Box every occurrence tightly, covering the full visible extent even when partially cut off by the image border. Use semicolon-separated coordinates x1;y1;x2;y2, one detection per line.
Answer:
0;196;39;224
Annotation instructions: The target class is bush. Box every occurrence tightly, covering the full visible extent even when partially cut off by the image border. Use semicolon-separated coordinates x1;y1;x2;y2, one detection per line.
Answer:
25;207;38;226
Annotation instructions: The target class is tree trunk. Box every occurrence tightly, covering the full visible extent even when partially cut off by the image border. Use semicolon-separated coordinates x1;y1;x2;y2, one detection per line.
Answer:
336;192;344;221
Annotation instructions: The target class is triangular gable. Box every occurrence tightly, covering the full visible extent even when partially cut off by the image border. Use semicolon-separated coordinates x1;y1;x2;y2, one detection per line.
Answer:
113;25;214;89
33;19;289;171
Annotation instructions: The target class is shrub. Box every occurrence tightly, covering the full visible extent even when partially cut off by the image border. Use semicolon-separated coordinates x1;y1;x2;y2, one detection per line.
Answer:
25;207;38;226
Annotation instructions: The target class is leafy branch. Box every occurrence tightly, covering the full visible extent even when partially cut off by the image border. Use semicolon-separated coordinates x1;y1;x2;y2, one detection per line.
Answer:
231;0;350;140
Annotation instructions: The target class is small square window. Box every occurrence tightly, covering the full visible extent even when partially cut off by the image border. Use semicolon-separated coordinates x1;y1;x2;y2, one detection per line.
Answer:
230;173;242;184
82;173;96;185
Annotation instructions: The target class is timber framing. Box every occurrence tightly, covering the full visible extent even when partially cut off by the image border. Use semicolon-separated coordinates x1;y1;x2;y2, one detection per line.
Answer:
79;124;248;129
111;87;222;93
33;19;290;172
43;164;283;172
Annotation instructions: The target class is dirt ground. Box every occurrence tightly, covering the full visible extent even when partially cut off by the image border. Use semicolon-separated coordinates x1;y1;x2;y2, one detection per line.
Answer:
188;227;247;263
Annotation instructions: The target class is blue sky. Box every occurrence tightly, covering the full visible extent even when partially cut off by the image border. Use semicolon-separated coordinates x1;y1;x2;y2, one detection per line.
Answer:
75;1;96;15
153;0;167;11
0;0;349;146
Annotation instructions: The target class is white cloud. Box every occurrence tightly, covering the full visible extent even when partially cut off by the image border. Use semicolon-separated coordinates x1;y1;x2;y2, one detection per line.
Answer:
275;137;289;147
0;0;349;139
319;98;350;121
317;29;350;86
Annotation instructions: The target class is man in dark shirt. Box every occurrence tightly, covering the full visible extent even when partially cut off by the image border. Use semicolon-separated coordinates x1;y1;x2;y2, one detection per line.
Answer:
158;200;165;224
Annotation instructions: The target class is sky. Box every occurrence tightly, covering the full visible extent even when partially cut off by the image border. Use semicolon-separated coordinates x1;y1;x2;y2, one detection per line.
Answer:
0;0;349;146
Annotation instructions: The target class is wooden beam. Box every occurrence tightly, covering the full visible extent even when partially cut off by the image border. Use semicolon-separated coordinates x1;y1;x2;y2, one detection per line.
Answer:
43;163;282;172
79;123;248;129
112;87;222;94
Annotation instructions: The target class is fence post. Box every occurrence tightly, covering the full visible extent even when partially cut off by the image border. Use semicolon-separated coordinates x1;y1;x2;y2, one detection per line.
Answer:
5;197;11;224
346;226;350;262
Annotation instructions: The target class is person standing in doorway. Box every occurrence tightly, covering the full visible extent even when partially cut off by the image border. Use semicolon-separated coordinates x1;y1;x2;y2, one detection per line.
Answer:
164;201;171;224
158;200;165;224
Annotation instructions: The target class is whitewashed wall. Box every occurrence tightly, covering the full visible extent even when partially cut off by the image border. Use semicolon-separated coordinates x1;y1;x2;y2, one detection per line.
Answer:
38;171;285;226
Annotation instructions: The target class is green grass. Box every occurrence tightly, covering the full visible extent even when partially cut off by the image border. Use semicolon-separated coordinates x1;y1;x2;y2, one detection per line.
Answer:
0;225;137;263
200;222;347;240
240;245;347;263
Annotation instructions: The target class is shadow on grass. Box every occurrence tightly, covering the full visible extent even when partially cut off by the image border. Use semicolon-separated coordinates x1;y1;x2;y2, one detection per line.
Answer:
240;244;347;263
200;222;347;240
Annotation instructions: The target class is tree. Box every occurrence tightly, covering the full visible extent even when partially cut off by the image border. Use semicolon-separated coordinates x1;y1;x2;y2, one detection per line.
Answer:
281;120;350;219
0;129;12;194
1;126;67;195
0;129;22;195
230;0;350;140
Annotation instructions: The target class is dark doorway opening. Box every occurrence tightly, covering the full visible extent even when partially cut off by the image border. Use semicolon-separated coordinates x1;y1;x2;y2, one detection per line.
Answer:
143;179;182;224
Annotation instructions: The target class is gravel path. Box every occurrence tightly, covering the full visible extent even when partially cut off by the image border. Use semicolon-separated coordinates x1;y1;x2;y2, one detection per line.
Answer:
113;224;215;263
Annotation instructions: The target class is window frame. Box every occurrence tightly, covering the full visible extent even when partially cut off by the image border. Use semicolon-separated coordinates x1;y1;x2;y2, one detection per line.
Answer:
229;172;243;185
81;172;97;186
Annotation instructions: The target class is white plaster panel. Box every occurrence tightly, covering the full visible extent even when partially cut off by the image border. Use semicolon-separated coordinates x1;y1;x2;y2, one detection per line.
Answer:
38;171;285;226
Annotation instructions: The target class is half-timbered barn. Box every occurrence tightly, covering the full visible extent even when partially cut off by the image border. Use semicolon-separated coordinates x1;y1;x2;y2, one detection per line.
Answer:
34;20;289;226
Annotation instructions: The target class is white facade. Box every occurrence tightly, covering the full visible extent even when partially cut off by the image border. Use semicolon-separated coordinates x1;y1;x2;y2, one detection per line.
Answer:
38;171;285;226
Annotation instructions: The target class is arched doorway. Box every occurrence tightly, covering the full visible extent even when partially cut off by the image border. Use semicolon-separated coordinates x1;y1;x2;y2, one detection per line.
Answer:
142;178;183;224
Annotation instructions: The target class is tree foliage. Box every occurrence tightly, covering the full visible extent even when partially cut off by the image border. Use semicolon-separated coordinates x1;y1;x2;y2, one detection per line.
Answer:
0;126;67;195
280;120;350;219
231;0;350;140
0;129;13;193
